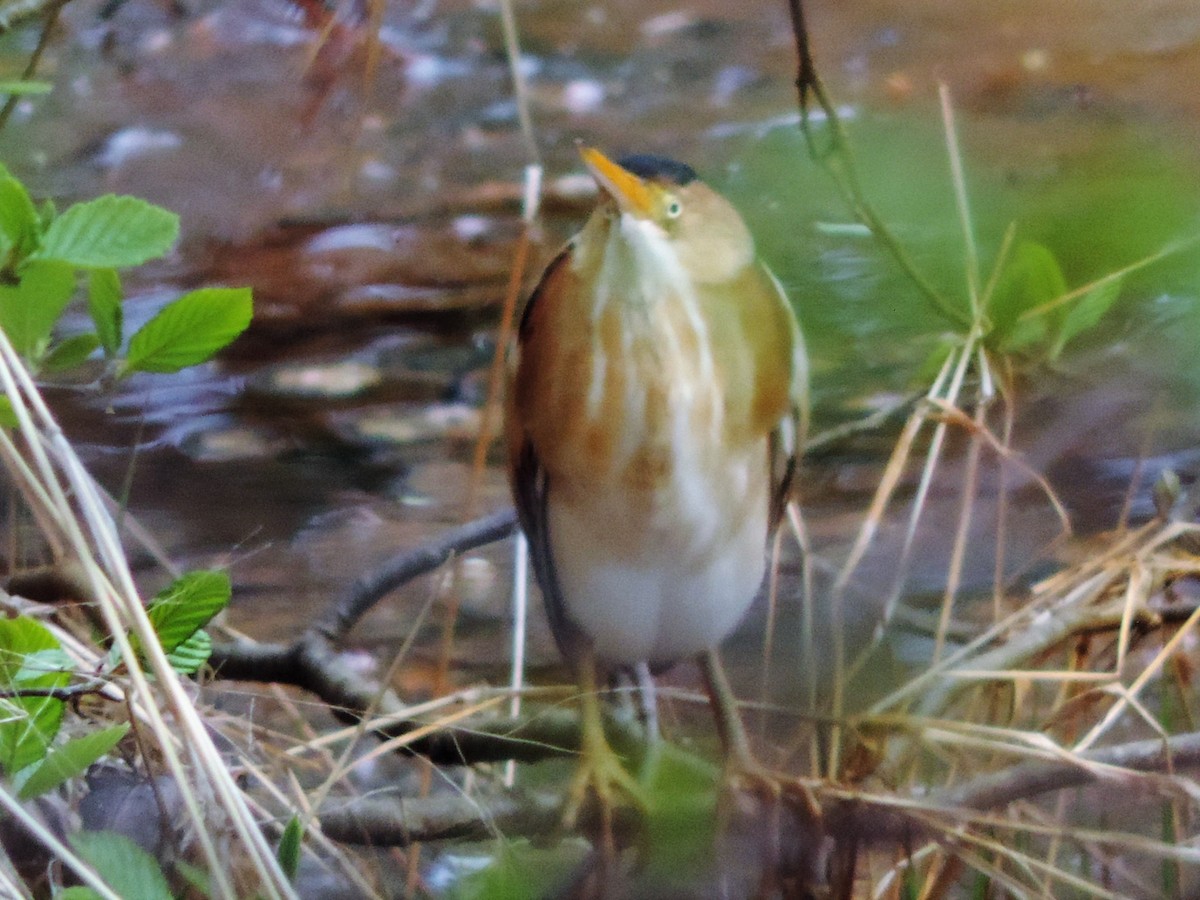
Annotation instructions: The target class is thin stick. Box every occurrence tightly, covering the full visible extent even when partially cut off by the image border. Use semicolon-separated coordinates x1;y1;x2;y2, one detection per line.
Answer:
498;0;541;165
938;82;980;315
0;784;121;899
784;0;967;328
0;0;66;133
1074;600;1200;753
504;530;529;786
0;330;296;897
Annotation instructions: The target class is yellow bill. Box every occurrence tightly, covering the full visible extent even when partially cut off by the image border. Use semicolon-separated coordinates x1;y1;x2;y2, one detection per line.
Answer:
579;146;655;218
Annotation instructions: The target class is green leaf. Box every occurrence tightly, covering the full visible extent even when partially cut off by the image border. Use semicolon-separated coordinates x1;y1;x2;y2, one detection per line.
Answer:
38;198;55;230
0;81;51;95
1050;275;1124;360
0;616;70;775
0;691;64;775
0;396;17;429
173;860;210;896
42;333;101;372
120;287;252;376
0;259;76;359
0;617;68;681
70;830;173;900
449;839;586;900
913;335;957;384
59;888;103;900
164;628;212;675
986;241;1068;353
88;268;122;355
0;175;39;261
277;815;303;882
19;723;129;800
640;743;720;882
144;570;230;654
33;195;178;269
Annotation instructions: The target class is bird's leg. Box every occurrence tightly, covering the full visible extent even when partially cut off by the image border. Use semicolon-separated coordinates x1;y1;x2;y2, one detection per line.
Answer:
608;664;659;742
564;642;646;854
699;647;756;771
609;663;663;782
700;648;823;894
699;648;821;820
632;661;665;784
632;661;661;745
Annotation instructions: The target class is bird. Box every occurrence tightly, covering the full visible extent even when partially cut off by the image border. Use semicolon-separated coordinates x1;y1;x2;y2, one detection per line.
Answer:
505;146;808;843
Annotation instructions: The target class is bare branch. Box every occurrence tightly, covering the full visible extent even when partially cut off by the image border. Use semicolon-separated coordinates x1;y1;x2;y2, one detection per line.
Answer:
827;729;1200;846
313;507;517;642
0;679;111;701
204;509;672;768
319;791;561;847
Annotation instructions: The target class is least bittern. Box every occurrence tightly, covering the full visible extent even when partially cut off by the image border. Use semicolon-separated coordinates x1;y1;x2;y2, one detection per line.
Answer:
506;147;808;845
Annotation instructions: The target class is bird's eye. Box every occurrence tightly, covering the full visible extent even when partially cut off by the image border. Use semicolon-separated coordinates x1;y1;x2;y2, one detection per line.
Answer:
665;198;682;219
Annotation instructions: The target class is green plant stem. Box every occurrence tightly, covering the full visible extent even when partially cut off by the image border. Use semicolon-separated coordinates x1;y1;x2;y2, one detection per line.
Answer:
0;0;69;133
784;0;969;330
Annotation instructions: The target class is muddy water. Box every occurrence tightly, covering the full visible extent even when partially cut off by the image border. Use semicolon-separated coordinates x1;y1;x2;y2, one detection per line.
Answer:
2;0;1200;734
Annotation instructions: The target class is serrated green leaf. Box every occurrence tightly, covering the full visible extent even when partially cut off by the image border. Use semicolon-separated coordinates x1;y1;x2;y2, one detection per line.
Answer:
0;175;39;261
145;570;230;654
33;195;178;269
0;616;69;775
42;333;101;372
0;258;75;360
1050;275;1124;360
277;815;303;882
0;692;65;774
19;723;129;800
88;268;122;355
0;616;69;681
120;287;251;376
986;241;1068;353
165;629;211;675
71;830;173;900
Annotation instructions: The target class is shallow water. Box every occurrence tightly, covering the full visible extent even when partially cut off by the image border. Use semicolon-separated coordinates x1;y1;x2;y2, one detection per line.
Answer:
0;0;1194;713
1;0;1197;685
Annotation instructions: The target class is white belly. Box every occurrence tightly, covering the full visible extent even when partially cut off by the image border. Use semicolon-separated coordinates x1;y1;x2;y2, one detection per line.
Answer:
547;449;769;666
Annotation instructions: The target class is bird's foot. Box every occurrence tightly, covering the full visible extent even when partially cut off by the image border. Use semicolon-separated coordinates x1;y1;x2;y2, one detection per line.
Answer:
724;760;822;825
719;758;826;896
563;735;647;851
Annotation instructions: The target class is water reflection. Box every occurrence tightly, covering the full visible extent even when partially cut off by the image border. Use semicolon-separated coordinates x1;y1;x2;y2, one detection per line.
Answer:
0;0;1195;670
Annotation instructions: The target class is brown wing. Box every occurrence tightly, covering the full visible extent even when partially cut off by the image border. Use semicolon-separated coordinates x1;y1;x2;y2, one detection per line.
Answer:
508;248;586;659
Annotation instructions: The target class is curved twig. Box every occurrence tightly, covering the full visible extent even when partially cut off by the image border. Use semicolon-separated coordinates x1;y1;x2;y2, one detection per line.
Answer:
784;0;968;328
314;507;516;642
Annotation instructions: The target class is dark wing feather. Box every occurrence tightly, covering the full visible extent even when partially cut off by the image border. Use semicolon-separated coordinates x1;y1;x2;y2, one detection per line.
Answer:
517;247;569;341
511;438;583;660
768;402;801;533
510;248;586;660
